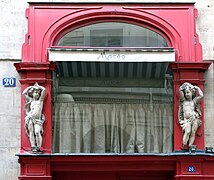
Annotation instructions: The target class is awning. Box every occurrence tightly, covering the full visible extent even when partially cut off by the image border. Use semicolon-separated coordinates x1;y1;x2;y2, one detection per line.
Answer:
50;48;174;88
56;61;169;78
56;61;171;88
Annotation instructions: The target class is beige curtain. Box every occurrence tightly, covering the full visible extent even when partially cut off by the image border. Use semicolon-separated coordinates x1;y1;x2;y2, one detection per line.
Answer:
53;98;173;153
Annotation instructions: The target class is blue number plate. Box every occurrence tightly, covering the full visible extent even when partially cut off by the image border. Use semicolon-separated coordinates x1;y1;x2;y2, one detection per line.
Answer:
2;78;16;87
188;166;196;172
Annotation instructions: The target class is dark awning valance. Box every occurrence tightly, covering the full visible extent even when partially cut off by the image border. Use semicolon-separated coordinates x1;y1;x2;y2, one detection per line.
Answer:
56;61;170;88
51;48;173;88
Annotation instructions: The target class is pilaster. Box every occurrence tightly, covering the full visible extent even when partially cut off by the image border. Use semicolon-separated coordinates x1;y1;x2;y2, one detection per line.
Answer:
170;62;211;151
14;62;56;154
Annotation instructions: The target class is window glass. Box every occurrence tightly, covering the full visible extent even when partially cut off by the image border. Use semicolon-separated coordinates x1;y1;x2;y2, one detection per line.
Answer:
52;22;173;154
52;62;173;153
58;22;168;47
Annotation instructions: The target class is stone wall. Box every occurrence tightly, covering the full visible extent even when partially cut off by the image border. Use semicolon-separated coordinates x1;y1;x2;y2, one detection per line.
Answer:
0;0;28;60
0;0;27;178
195;0;214;148
0;0;27;179
195;0;214;60
0;61;21;179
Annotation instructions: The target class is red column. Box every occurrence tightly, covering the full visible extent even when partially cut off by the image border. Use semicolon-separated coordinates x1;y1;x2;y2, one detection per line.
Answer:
174;156;214;180
14;62;56;154
170;62;211;151
18;156;51;180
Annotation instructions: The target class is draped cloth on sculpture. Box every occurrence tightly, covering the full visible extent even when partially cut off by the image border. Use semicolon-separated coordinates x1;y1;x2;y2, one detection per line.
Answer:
53;95;173;153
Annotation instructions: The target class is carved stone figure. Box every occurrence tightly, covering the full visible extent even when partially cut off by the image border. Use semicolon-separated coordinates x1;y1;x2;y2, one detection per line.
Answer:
22;83;46;153
178;82;203;148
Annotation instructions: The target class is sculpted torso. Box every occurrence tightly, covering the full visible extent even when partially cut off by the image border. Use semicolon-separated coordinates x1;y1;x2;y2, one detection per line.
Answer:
182;100;196;119
28;101;43;119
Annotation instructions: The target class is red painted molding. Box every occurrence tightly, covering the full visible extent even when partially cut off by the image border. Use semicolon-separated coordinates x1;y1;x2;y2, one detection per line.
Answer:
17;154;214;179
22;3;201;63
19;156;51;180
14;62;56;84
170;62;211;71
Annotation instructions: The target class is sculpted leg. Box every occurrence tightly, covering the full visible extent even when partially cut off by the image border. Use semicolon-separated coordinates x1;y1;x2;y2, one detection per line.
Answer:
28;121;36;148
183;131;190;146
189;120;199;146
34;124;42;149
182;122;191;146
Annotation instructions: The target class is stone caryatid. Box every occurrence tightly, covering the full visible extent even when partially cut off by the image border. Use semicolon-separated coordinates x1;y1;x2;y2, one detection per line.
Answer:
22;83;46;153
178;82;203;148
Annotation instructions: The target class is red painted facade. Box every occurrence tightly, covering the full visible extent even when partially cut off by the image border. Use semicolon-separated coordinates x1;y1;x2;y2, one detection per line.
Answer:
15;2;213;180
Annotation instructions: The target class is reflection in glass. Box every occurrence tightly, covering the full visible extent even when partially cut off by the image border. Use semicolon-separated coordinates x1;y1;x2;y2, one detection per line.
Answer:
58;22;168;47
52;65;173;153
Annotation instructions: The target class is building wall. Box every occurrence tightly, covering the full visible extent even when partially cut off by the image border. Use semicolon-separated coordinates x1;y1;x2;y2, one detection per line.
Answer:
0;0;213;179
0;61;21;179
195;0;214;148
0;1;27;179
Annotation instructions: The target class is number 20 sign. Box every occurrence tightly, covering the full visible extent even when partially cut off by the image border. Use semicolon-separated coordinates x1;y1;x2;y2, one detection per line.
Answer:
2;78;16;87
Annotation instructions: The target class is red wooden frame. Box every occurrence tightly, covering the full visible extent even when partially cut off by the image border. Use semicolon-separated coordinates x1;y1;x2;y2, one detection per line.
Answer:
15;2;213;180
17;154;214;180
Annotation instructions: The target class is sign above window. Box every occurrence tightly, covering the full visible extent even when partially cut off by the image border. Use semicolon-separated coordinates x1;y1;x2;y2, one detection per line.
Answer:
48;48;175;62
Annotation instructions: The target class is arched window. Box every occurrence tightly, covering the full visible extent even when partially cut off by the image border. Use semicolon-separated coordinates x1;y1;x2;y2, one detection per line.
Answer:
57;22;168;47
52;21;173;154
